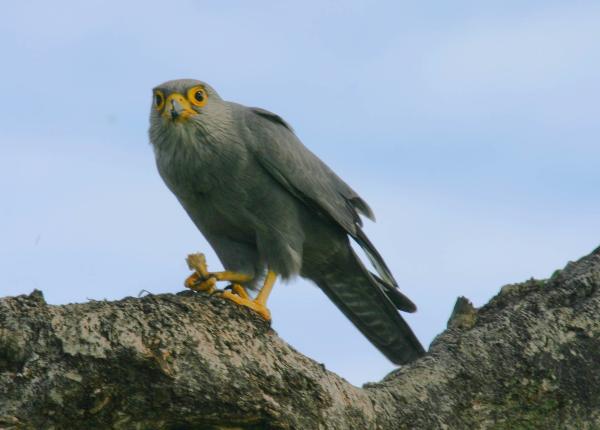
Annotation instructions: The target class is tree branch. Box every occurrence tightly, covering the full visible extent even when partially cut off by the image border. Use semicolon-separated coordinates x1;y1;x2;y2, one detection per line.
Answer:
1;246;599;429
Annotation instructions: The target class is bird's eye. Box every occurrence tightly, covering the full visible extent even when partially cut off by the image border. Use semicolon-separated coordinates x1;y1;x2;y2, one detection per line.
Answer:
187;86;208;107
154;91;165;110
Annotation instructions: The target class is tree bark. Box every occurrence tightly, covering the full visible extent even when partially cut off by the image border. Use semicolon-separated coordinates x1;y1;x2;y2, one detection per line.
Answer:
1;246;599;429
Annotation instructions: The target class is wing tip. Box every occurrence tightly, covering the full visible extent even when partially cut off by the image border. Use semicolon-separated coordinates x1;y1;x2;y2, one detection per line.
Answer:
351;197;376;222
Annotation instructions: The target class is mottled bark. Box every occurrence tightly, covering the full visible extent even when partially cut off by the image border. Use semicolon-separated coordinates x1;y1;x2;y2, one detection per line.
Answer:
1;247;599;429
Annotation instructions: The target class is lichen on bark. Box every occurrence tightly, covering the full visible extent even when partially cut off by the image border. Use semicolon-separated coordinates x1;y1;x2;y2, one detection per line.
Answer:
1;246;599;429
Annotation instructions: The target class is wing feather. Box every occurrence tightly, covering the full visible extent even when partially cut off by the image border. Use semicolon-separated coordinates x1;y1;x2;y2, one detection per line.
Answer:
247;107;372;229
243;106;401;289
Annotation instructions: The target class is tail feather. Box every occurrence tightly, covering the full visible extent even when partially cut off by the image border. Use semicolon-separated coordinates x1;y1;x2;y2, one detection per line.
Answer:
314;245;424;364
371;273;417;313
354;228;397;287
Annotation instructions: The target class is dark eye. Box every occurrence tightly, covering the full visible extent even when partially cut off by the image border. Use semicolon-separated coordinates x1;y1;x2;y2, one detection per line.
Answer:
194;90;204;102
155;93;164;107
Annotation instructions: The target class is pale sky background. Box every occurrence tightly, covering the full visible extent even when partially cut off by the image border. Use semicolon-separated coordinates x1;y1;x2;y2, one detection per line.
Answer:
1;1;599;386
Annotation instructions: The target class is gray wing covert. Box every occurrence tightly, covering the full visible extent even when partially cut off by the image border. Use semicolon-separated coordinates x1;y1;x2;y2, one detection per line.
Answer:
244;106;404;294
248;107;374;233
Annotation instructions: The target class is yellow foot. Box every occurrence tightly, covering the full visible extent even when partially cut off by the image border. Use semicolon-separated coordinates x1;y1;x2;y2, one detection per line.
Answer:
221;290;271;321
227;283;251;300
184;272;217;293
184;253;252;294
184;253;277;322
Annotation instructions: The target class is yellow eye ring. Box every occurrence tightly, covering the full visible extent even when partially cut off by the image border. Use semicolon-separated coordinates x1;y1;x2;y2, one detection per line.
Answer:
187;86;208;107
154;90;165;111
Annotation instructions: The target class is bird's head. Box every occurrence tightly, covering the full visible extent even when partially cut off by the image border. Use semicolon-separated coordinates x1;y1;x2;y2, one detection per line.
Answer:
149;79;229;148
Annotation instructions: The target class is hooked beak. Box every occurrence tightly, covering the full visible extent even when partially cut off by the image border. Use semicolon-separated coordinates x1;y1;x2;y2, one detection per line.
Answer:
162;93;196;123
170;99;184;120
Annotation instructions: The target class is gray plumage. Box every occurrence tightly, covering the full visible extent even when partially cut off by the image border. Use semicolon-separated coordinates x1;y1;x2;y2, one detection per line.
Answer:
149;79;424;364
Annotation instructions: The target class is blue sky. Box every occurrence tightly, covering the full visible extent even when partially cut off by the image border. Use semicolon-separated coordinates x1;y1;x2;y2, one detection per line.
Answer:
1;1;599;385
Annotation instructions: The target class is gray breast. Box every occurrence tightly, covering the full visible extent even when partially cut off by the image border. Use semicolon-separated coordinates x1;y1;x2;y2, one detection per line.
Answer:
155;136;260;241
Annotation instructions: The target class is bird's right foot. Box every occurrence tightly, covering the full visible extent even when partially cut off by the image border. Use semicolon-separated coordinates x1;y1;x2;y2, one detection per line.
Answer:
184;271;218;293
184;253;253;294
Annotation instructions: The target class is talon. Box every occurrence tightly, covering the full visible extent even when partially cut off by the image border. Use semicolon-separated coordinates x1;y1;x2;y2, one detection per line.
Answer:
184;253;253;295
184;272;217;293
220;271;277;321
197;276;217;293
184;272;200;289
183;254;276;320
222;290;271;321
230;283;251;300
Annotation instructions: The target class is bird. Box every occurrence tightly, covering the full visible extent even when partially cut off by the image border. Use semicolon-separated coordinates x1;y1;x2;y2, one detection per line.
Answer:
148;79;425;364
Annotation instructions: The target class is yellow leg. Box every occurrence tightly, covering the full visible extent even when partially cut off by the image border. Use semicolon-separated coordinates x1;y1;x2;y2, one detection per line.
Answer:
255;271;276;306
222;270;277;321
184;253;253;293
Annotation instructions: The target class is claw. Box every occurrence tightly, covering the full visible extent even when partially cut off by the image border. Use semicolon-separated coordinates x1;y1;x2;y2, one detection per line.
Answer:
230;283;251;299
221;272;277;321
184;272;216;293
222;290;271;321
183;253;276;321
184;253;252;295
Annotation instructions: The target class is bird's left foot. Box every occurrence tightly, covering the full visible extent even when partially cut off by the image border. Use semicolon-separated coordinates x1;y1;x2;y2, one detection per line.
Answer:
220;271;277;321
221;286;271;321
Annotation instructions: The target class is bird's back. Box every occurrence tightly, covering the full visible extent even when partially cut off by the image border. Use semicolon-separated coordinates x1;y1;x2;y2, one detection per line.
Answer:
149;81;424;364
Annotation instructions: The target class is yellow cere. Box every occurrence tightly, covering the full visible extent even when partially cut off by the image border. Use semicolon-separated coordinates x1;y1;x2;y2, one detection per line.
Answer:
161;93;195;122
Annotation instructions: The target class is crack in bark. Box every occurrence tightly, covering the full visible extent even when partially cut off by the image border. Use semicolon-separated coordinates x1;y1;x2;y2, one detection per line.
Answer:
1;246;599;429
